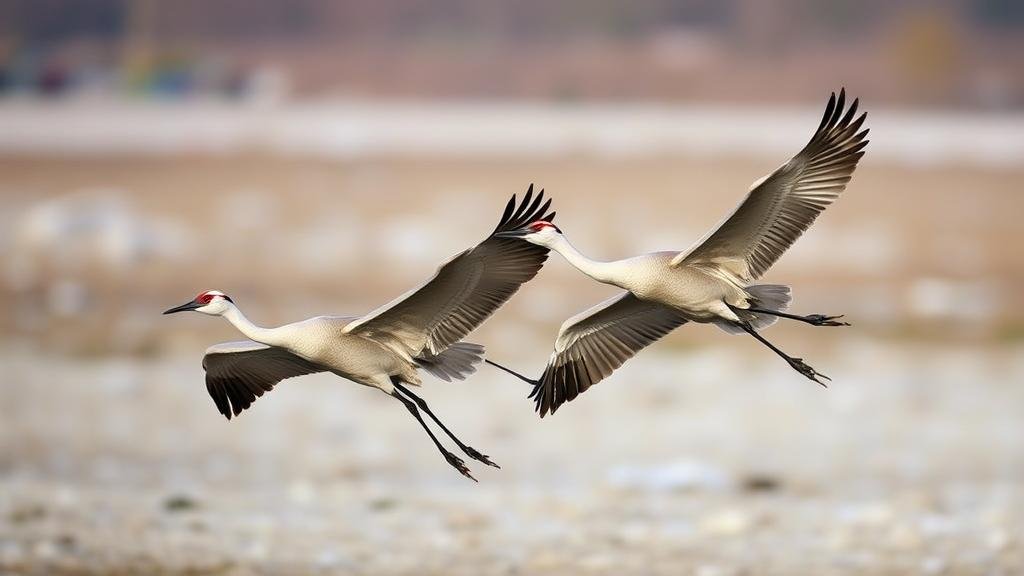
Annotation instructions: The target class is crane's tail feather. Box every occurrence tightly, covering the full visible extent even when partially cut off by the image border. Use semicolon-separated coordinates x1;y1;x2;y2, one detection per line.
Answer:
417;342;485;382
715;284;792;334
747;284;792;311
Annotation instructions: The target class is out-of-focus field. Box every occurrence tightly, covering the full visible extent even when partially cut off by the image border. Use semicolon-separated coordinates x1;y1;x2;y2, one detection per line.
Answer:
3;151;1023;355
1;109;1023;574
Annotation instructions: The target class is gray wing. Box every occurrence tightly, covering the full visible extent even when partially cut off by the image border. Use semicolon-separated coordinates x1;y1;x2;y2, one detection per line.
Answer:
671;89;869;280
345;186;555;358
531;292;688;417
203;341;325;420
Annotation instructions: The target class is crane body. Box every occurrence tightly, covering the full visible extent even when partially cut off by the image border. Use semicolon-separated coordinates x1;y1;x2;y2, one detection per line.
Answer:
489;90;868;417
165;188;556;480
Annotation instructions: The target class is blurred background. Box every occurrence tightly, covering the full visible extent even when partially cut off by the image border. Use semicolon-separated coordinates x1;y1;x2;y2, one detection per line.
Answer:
1;1;1022;574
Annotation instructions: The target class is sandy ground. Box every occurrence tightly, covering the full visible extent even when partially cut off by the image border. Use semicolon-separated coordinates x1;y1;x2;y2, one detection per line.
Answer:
1;340;1022;575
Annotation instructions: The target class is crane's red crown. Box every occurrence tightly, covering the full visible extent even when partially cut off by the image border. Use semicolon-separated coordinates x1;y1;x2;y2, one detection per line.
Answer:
528;220;560;233
196;290;232;304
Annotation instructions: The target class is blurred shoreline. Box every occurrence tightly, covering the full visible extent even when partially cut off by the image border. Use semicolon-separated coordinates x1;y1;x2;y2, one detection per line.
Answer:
1;99;1023;167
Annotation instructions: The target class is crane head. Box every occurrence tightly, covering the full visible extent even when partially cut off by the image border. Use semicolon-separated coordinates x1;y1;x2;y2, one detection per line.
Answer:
163;290;234;316
495;220;563;246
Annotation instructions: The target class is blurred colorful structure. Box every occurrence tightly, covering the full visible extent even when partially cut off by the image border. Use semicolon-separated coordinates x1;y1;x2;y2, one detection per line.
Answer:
0;0;1021;107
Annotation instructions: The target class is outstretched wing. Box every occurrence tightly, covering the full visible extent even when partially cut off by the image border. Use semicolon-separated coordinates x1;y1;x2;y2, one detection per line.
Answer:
531;292;688;417
345;186;555;359
203;341;325;420
672;89;869;280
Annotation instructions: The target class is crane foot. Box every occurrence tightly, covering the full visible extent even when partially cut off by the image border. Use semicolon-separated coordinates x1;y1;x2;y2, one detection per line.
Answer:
445;451;477;482
805;314;850;327
463;446;500;469
788;357;831;387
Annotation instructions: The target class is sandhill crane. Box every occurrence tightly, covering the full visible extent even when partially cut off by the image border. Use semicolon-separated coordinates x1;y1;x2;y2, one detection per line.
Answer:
163;188;555;480
487;89;868;417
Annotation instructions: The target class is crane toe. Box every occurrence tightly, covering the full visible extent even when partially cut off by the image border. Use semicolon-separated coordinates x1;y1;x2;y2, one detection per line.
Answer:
806;314;850;327
463;446;500;469
788;357;831;387
445;452;477;481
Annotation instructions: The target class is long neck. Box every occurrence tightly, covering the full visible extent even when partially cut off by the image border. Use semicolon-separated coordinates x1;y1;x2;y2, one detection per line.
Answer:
222;304;285;347
548;235;627;287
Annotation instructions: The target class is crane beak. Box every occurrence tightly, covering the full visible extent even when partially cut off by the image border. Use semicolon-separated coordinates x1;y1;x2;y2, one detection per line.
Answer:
494;228;530;239
163;300;201;315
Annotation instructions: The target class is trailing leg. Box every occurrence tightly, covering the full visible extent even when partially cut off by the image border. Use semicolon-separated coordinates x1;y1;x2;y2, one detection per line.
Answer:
737;322;831;386
393;382;499;469
391;387;476;481
743;305;849;327
484;359;538;386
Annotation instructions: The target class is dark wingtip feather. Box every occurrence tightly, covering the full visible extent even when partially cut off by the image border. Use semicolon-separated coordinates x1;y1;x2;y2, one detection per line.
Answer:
808;89;868;154
495;194;517;232
839;97;859;127
520;185;534;210
492;185;557;235
844;111;867;138
524;189;544;220
827;89;846;131
818;91;837;132
510;186;534;223
513;189;544;227
525;191;552;225
520;190;545;226
207;380;232;420
536;198;552;220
